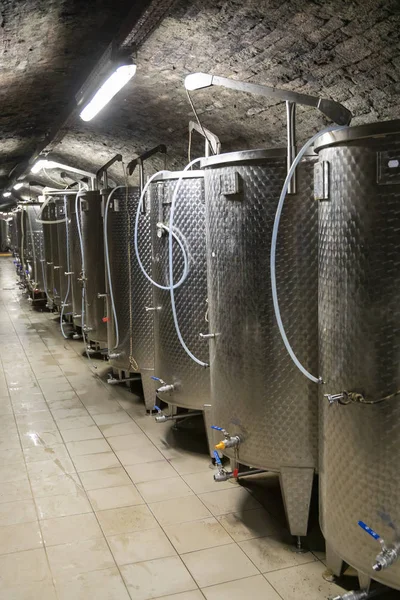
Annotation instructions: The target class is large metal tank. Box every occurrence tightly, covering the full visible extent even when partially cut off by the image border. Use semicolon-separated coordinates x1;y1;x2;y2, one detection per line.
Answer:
49;199;62;309
316;121;400;591
149;172;210;414
42;202;56;307
105;187;155;409
202;149;318;537
80;190;107;346
0;219;8;252
24;203;45;296
53;198;71;314
68;195;83;330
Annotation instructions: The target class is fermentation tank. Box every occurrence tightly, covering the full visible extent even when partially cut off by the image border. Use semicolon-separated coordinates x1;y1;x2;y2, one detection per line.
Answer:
105;187;155;409
24;203;45;297
149;172;211;422
202;149;318;537
50;198;62;309
42;202;56;307
54;198;71;316
80;190;107;347
68;195;83;330
315;121;400;591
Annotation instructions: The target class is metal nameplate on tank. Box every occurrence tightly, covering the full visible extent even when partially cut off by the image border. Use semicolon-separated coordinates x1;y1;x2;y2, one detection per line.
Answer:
219;171;242;198
377;151;400;185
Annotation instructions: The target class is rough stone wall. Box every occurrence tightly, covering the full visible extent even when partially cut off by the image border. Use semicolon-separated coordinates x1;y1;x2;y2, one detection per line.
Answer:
48;0;400;186
6;0;400;192
0;0;136;187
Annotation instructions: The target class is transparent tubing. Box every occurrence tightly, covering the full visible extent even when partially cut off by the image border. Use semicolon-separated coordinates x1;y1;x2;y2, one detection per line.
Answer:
270;125;346;384
134;171;190;290
104;186;126;350
168;157;208;368
60;196;71;339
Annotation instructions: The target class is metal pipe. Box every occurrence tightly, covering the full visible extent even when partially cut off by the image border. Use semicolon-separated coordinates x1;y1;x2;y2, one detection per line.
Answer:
189;121;221;156
286;101;296;194
155;411;203;423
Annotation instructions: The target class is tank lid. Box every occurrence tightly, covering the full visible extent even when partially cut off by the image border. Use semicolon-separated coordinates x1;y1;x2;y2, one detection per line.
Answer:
151;170;204;182
201;148;290;168
314;119;400;151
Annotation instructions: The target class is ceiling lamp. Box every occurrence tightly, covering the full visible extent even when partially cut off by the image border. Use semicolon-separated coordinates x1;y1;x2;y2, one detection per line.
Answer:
80;62;136;122
13;182;24;190
2;192;11;198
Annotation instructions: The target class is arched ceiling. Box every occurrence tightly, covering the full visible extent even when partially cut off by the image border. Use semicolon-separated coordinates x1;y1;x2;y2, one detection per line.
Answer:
2;0;400;201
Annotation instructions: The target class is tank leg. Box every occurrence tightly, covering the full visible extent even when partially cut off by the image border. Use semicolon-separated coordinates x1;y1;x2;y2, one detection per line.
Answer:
141;371;156;412
357;571;371;593
324;542;344;578
279;467;314;537
203;404;219;461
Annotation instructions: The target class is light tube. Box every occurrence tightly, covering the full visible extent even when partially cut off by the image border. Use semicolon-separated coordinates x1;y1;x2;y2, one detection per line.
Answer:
80;64;136;122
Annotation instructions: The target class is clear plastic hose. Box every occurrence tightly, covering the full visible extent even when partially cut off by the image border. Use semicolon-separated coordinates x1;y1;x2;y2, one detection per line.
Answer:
104;186;126;350
270;125;347;384
60;196;71;339
134;170;190;290
168;157;208;368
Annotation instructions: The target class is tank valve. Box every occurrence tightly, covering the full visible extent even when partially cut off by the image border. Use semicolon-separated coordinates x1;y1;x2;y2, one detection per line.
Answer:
331;591;369;600
213;451;234;482
151;376;174;394
108;352;121;360
83;325;93;332
97;293;108;299
358;521;400;572
324;392;348;405
212;426;241;450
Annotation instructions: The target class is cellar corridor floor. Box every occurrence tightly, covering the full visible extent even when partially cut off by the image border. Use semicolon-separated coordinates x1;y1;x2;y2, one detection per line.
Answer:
0;257;363;599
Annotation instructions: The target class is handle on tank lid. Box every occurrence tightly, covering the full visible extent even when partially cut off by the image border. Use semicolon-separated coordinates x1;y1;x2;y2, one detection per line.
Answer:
184;72;352;126
96;154;123;189
189;121;221;157
127;145;168;193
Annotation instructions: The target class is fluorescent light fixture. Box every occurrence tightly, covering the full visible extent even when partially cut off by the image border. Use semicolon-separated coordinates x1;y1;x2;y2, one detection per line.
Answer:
13;182;24;190
80;64;136;122
2;192;11;198
184;72;213;91
31;159;59;174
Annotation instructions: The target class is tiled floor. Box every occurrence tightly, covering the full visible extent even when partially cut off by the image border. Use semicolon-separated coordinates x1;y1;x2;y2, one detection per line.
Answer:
0;257;358;599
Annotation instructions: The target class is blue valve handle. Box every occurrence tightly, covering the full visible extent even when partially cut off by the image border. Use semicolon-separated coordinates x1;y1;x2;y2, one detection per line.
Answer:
153;405;161;413
151;376;161;382
211;426;224;431
358;521;381;541
213;451;222;466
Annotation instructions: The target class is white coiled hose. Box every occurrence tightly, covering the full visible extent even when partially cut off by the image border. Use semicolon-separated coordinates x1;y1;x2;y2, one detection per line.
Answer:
270;125;347;384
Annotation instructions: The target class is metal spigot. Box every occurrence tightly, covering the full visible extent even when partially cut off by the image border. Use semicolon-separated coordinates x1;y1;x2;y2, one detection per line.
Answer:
213;451;234;482
199;332;217;339
331;591;369;600
97;293;108;299
212;426;241;450
324;392;347;405
151;376;174;394
83;325;93;332
358;520;400;573
108;352;121;360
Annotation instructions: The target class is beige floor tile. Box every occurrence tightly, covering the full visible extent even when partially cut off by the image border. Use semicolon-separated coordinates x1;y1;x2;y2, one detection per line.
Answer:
52;407;89;421
0;521;43;554
0;498;37;526
47;537;115;578
0;581;58;600
0;548;51;586
164;517;233;554
88;484;144;511
30;472;83;498
199;488;261;516
27;456;76;480
23;443;70;463
0;434;21;450
100;421;142;437
116;446;165;466
126;460;178;484
13;400;49;414
46;397;84;411
72;451;121;472
93;412;134;426
108;527;176;566
0;479;32;504
61;426;103;442
0;446;24;465
217;508;280;542
181;543;259;588
16;410;54;427
54;566;131;600
0;463;27;483
80;467;132;490
107;433;149;452
66;438;111;456
202;574;281;599
35;491;92;519
182;471;238;494
149;495;212;526
56;415;95;430
159;452;211;475
121;556;197;600
137;477;194;503
41;512;103;546
265;561;345;599
239;535;316;573
97;504;159;536
18;419;58;434
20;430;63;448
152;593;204;600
